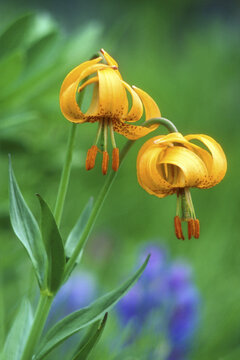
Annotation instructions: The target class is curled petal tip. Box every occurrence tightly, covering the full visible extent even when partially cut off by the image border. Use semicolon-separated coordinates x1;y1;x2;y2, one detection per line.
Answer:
111;65;118;70
100;48;105;54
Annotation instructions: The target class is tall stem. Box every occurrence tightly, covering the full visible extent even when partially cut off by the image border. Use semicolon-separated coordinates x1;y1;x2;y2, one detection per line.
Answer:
64;139;134;279
54;123;77;226
21;295;53;360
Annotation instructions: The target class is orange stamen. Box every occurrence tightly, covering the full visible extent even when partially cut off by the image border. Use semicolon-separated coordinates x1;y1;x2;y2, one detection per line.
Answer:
102;151;109;175
174;216;185;240
112;148;119;171
187;219;195;240
86;145;98;171
194;219;200;239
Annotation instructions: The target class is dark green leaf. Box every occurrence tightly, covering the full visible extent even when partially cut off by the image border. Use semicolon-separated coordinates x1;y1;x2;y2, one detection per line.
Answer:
9;157;46;287
65;197;93;262
72;313;108;360
2;299;33;360
37;194;65;294
0;14;34;59
34;255;150;359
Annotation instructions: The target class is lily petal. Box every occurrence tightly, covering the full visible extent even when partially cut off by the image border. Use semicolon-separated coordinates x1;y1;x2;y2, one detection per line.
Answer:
137;144;174;198
60;57;101;97
121;81;143;122
98;68;128;118
60;63;110;122
132;86;161;122
100;48;122;79
185;134;227;188
158;146;208;188
113;119;157;140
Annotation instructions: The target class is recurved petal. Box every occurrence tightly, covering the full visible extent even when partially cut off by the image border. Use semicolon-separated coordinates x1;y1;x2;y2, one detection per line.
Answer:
121;81;143;122
60;63;110;122
158;146;209;188
132;86;161;123
98;68;128;118
185;134;227;188
100;49;122;79
113;119;158;140
60;57;101;97
153;132;187;146
137;144;174;198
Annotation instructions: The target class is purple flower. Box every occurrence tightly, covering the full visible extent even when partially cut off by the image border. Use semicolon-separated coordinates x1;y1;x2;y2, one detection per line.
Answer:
116;243;200;359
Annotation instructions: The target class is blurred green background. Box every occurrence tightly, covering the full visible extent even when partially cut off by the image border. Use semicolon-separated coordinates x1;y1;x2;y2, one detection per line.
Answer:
0;0;239;359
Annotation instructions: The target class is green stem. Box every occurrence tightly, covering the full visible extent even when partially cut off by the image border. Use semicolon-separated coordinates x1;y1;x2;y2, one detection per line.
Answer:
143;117;178;133
21;294;53;360
54;123;77;227
64;139;134;279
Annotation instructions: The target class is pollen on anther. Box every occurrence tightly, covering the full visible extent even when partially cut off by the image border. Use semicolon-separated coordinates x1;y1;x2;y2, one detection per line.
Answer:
102;151;109;175
112;148;119;172
188;219;195;240
86;145;98;171
194;219;200;239
174;216;184;240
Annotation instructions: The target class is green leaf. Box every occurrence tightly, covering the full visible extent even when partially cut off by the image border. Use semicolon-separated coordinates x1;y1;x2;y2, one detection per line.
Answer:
72;313;108;360
0;14;34;59
65;197;93;262
0;51;24;92
9;157;46;287
34;255;150;360
2;299;33;360
37;194;65;294
25;31;60;76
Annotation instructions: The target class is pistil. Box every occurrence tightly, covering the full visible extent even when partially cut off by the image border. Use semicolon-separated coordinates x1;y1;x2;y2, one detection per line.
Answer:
102;119;109;175
175;188;200;240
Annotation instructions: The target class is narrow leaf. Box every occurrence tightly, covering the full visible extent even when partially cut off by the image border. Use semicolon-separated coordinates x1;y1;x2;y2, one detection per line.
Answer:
35;255;150;360
9;157;46;287
72;313;108;360
2;299;33;360
37;194;65;294
0;14;34;59
65;197;93;262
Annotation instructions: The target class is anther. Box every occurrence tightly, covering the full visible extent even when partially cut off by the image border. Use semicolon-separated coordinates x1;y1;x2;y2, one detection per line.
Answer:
194;219;200;239
188;219;195;240
102;151;109;175
112;148;119;171
174;216;185;240
86;145;98;171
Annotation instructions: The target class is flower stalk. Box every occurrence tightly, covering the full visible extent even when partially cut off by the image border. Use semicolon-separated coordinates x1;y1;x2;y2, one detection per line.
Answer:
20;294;53;360
54;123;77;227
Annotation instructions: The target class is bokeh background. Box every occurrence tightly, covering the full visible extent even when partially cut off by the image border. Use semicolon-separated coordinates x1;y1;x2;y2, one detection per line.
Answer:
0;0;239;359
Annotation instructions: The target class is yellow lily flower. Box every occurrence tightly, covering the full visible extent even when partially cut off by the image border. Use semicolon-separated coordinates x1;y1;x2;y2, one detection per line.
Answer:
137;132;227;240
60;49;160;174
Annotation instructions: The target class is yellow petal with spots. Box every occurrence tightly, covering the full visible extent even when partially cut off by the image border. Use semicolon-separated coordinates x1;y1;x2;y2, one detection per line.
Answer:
98;68;128;118
113;119;158;140
186;134;227;188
